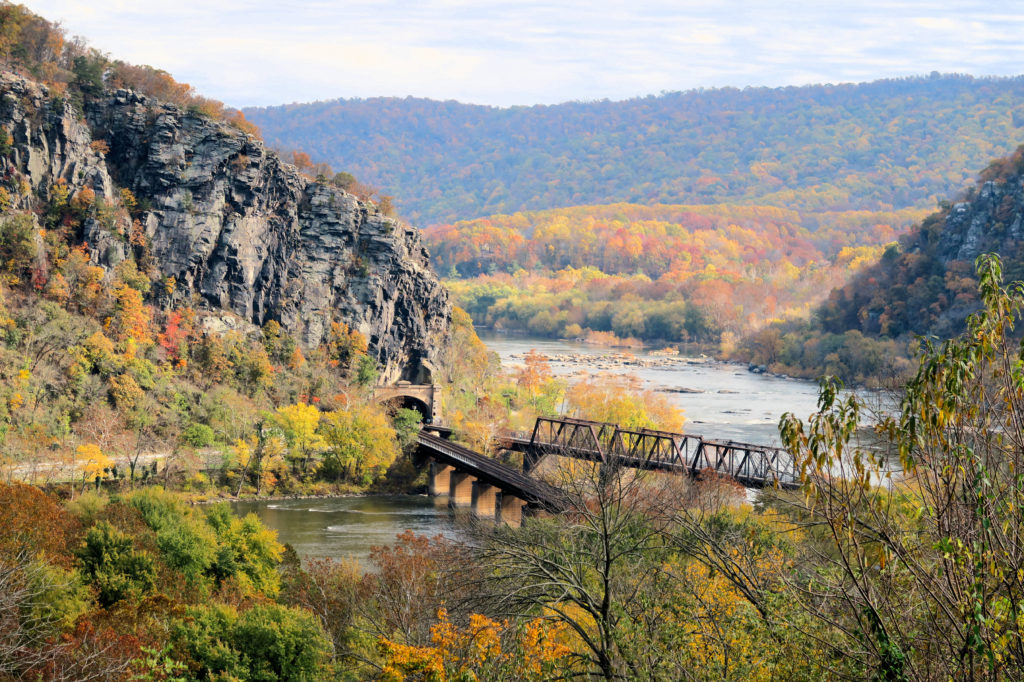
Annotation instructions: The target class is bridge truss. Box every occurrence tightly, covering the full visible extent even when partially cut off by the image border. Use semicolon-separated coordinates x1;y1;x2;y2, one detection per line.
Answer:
510;417;798;489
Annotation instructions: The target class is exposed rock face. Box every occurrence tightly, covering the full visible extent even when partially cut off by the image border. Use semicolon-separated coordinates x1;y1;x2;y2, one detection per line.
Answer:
937;179;1024;265
0;72;451;383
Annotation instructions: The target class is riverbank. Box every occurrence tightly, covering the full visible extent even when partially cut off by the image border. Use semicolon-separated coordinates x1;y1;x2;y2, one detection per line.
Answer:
189;488;426;506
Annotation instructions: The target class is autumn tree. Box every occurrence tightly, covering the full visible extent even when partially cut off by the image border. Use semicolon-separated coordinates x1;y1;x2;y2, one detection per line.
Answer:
270;402;324;473
566;373;684;431
475;458;683;680
779;254;1024;679
319;404;398;484
73;443;112;496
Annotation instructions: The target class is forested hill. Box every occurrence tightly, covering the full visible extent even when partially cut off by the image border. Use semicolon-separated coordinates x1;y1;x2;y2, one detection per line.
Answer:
245;74;1024;225
737;146;1024;383
816;147;1024;342
423;202;924;346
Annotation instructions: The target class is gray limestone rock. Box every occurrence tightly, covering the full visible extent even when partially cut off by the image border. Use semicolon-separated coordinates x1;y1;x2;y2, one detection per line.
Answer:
0;72;451;383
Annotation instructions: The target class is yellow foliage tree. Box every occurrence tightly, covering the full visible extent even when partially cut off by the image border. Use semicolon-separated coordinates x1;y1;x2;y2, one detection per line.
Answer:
319;404;398;484
74;443;112;496
566;373;684;431
271;403;324;473
379;608;572;681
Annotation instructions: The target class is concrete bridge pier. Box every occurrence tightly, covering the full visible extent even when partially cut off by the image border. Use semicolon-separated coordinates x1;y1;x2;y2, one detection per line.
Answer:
497;493;526;527
429;462;454;497
471;481;498;519
448;471;475;508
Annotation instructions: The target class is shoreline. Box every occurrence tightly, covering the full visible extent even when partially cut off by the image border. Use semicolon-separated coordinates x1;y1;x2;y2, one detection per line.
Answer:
191;489;425;506
502;347;804;387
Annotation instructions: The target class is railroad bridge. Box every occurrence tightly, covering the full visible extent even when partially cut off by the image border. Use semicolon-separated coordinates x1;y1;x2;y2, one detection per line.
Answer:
415;416;799;526
499;416;799;489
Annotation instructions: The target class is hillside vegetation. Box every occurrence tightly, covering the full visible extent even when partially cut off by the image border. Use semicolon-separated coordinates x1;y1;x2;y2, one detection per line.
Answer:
427;202;925;344
0;2;260;135
737;145;1024;383
247;75;1024;224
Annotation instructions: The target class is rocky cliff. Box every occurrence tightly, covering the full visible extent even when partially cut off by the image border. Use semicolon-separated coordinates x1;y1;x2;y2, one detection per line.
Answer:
0;72;451;384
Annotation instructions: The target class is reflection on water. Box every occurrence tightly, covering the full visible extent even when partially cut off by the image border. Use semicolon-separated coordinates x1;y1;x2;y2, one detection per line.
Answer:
479;332;831;445
231;495;462;565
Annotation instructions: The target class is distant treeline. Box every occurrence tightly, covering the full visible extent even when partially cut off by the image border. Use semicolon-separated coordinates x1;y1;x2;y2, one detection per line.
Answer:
247;74;1024;224
431;202;924;345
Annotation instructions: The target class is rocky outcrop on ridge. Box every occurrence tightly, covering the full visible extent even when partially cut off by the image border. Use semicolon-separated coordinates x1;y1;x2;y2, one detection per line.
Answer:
0;72;451;383
817;147;1024;341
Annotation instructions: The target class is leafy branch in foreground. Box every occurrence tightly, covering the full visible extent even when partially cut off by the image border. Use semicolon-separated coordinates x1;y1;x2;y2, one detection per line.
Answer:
779;253;1024;680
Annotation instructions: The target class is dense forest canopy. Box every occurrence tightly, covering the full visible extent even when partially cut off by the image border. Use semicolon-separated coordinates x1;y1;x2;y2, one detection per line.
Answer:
427;202;925;344
246;74;1024;224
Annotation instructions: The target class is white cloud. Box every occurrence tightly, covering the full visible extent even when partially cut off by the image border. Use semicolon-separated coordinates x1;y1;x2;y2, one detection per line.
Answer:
22;0;1024;106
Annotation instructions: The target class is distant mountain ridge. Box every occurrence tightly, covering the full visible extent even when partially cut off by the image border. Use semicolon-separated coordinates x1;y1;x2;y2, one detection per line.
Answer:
245;74;1024;225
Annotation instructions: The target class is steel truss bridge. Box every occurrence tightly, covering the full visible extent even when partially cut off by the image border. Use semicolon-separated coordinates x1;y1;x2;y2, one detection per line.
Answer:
496;416;799;489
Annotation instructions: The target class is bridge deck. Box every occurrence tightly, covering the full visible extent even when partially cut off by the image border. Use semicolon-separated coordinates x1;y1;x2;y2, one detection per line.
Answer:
416;432;564;509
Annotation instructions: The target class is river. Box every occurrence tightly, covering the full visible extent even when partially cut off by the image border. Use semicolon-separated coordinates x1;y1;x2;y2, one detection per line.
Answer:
478;332;825;446
236;335;831;562
231;495;461;565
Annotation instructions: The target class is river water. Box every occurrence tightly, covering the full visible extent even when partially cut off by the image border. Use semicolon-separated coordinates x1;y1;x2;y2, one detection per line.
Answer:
231;495;461;565
478;332;825;446
236;335;832;561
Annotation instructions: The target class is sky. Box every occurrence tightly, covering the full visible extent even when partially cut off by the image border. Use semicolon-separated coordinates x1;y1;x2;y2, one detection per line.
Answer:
23;1;1024;108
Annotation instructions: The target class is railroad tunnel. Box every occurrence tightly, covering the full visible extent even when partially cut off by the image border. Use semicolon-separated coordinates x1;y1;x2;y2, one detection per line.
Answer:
373;383;442;424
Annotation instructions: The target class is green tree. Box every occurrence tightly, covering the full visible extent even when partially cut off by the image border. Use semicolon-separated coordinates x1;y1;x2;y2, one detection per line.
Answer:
173;603;328;681
75;521;156;608
129;488;216;588
780;253;1024;679
204;504;284;597
354;354;379;387
71;54;104;97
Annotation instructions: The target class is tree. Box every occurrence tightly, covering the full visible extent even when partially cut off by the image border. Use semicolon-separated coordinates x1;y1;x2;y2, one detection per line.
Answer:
515;349;556;411
73;443;112;495
110;283;151;344
172;603;329;680
0;551;89;678
72;54;104;97
0;213;37;279
75;521;156;608
475;456;682;679
566;373;684;431
204;504;284;596
366;531;467;647
378;608;573;682
270;403;324;473
280;556;362;662
354;354;379;387
779;254;1024;679
319;405;398;484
